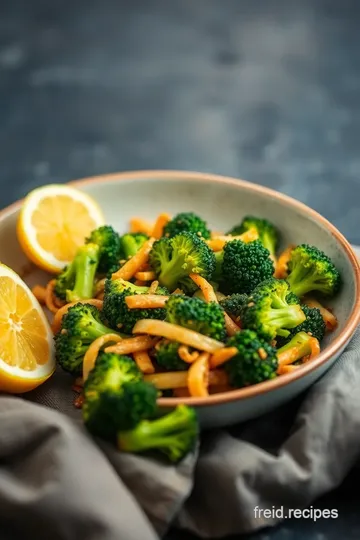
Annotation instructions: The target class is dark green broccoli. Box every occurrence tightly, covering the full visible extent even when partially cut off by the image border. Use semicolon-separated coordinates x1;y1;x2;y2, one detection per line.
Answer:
54;303;123;375
163;212;211;239
149;231;216;294
219;293;248;323
120;232;149;260
118;404;199;463
82;352;158;442
240;278;306;341
154;341;188;371
276;304;326;347
214;239;274;295
226;215;279;257
224;329;278;387
85;225;122;275
165;294;226;341
276;331;315;362
286;244;341;298
54;243;100;302
102;278;169;334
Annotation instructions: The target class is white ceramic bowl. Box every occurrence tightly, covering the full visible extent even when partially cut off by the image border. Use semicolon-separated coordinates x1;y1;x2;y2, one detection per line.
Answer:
1;170;359;429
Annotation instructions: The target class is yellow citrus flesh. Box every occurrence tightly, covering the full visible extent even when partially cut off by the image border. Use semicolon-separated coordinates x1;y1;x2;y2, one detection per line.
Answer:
0;264;55;393
17;184;105;273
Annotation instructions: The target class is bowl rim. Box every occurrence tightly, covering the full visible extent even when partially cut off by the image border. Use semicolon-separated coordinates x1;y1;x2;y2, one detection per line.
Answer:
3;169;360;408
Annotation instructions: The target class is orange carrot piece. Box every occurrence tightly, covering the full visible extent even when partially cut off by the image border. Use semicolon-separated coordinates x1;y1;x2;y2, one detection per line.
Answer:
277;347;300;367
133;350;155;374
187;352;210;397
134;271;156;282
32;285;46;305
83;334;122;382
104;335;159;355
210;346;238;368
189;273;217;302
144;368;228;390
151;213;171;239
132;319;225;353
178;345;199;363
125;295;169;309
274;244;295;278
52;299;103;334
277;364;300;375
130;217;153;236
206;228;259;251
111;237;156;281
45;279;61;314
309;337;321;358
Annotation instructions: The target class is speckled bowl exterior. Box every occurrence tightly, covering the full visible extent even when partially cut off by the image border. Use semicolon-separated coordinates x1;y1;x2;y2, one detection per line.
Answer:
1;170;359;429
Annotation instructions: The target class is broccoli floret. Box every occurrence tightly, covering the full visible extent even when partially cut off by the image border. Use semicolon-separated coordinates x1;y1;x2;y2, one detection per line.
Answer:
154;341;188;371
227;216;279;257
165;294;226;341
276;331;315;362
286;292;301;304
82;352;158;441
102;278;168;333
85;225;122;275
118;404;199;463
219;293;248;323
149;231;216;294
224;329;278;387
240;278;306;341
276;304;326;347
54;243;100;302
163;212;211;239
120;232;149;260
286;244;341;298
54;303;123;375
215;239;274;295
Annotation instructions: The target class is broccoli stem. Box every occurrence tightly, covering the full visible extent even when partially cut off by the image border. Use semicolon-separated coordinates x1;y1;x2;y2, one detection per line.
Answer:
67;244;100;302
265;305;306;335
286;265;321;298
117;405;198;462
277;331;312;359
158;255;188;292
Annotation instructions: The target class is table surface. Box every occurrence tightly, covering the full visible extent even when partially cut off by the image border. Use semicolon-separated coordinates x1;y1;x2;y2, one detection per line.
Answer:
1;0;360;538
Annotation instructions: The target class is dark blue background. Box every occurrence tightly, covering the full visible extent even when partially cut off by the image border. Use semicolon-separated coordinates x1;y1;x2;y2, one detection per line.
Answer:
1;0;359;538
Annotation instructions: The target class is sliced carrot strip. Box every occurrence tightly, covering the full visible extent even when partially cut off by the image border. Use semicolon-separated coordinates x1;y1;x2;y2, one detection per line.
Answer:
83;333;122;382
134;271;156;282
277;347;301;367
52;299;103;334
178;345;199;363
277;364;300;375
104;335;158;355
125;295;169;309
132;319;225;353
187;352;210;397
111;237;156;281
129;217;153;236
309;337;320;359
32;285;46;305
189;273;217;302
144;368;228;390
210;346;238;368
133;350;155;374
274;244;295;278
151;213;171;239
45;279;61;314
206;228;259;251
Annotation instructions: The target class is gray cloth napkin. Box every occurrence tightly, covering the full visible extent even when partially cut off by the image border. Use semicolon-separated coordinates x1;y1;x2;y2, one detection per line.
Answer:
1;323;360;540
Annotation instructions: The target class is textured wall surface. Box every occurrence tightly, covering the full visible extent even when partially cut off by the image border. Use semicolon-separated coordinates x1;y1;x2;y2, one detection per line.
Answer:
0;0;360;538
